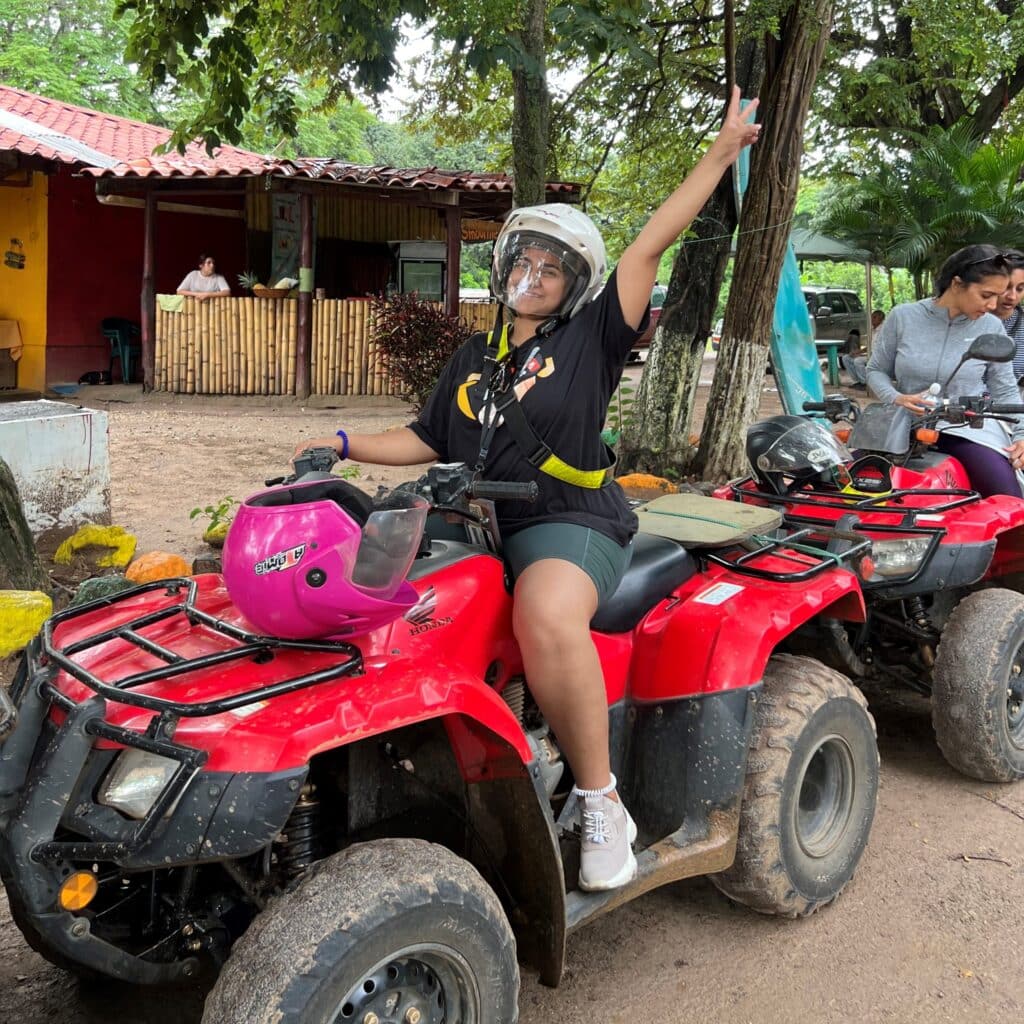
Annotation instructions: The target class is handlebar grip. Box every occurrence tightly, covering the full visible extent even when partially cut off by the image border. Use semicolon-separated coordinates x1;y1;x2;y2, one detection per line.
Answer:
470;480;540;503
990;404;1024;414
802;402;827;412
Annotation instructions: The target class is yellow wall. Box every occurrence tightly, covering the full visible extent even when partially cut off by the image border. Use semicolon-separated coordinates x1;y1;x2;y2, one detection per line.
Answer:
0;172;48;391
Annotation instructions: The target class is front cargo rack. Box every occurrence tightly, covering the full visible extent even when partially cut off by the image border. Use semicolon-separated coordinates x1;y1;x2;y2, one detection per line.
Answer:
703;525;873;583
10;578;364;865
38;577;363;719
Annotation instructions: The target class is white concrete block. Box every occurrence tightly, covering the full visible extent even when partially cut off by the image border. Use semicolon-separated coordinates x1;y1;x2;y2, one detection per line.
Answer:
0;400;110;539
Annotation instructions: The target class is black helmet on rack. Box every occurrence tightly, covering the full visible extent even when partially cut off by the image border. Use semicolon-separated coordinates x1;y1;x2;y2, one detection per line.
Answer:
746;415;853;495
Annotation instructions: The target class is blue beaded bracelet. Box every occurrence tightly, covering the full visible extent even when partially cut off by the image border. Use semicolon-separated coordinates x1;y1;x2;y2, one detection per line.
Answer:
335;428;349;460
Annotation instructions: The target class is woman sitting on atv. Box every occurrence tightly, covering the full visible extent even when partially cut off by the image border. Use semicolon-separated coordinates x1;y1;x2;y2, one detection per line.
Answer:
296;88;759;893
865;244;1024;498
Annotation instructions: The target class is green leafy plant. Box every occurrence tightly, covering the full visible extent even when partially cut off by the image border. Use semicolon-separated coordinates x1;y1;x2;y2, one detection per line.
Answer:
601;381;635;447
369;292;472;412
237;270;260;292
190;496;239;546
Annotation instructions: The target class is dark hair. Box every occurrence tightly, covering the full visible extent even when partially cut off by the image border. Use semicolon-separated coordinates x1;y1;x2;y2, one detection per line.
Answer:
1005;249;1024;270
934;244;1010;295
198;253;215;265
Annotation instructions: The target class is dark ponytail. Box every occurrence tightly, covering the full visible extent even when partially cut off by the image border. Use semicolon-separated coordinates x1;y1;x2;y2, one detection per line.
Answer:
934;244;1010;295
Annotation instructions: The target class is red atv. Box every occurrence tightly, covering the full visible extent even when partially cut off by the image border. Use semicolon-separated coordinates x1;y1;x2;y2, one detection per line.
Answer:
717;334;1024;782
0;455;879;1024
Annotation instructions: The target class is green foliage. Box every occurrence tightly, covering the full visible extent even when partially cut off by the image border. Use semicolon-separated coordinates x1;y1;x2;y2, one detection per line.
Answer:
459;243;492;290
602;381;635;447
189;496;238;531
369;292;472;412
814;0;1024;158
0;0;159;119
814;124;1024;290
236;271;259;291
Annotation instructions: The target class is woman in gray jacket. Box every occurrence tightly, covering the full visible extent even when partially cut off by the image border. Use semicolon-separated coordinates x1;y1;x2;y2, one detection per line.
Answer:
865;244;1024;497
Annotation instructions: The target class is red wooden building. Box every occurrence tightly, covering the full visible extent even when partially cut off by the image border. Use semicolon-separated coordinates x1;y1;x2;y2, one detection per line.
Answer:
0;86;581;396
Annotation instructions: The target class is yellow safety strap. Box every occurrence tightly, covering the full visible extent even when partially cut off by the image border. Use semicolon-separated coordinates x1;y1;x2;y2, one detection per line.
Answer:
482;326;613;490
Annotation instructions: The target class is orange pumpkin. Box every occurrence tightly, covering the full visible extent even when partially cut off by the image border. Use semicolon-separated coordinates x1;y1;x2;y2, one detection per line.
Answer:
615;473;679;500
125;551;192;584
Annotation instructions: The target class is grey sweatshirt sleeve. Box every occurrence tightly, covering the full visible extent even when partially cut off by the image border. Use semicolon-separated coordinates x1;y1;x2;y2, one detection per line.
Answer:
865;314;901;403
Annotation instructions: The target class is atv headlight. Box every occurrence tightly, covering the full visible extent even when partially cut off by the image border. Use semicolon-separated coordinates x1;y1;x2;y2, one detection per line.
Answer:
870;536;931;578
99;750;182;820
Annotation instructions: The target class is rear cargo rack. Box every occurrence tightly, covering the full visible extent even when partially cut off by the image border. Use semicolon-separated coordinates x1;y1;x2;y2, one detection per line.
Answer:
40;577;363;719
725;479;980;523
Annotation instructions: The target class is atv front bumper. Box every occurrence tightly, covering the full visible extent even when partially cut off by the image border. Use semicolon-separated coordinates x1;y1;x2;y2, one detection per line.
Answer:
0;644;305;984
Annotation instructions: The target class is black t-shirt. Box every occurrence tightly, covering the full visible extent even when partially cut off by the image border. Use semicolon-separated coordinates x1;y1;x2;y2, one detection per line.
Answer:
409;268;645;546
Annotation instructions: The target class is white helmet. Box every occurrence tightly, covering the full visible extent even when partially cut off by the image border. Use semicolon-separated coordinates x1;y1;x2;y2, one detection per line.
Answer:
490;203;607;320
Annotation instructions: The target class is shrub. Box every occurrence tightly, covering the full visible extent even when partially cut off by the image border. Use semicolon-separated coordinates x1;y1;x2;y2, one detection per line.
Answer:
370;292;473;412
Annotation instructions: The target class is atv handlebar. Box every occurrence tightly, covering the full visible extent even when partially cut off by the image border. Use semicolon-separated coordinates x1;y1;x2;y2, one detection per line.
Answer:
469;479;539;503
802;395;859;423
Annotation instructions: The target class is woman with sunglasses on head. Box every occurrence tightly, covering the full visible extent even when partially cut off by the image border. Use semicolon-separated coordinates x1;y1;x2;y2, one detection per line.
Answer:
296;88;760;893
992;250;1024;388
865;243;1024;497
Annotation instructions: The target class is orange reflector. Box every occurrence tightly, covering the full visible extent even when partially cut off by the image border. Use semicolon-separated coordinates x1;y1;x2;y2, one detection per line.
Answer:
857;556;876;580
915;428;939;444
58;871;98;912
835;427;851;443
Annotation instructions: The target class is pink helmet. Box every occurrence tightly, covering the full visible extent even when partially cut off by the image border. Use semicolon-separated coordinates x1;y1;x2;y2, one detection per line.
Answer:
222;479;428;639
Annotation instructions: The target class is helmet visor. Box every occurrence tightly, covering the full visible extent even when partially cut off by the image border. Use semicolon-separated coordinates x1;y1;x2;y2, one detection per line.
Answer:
351;493;429;599
493;231;586;318
756;421;853;475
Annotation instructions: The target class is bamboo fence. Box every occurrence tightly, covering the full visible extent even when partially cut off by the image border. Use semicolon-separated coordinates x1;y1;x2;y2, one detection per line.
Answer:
156;296;500;396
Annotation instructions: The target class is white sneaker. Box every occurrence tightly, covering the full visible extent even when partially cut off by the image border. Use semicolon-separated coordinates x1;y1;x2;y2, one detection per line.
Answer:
578;794;638;892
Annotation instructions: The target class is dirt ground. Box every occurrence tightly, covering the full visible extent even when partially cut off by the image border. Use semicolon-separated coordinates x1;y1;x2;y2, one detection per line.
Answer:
2;368;1024;1023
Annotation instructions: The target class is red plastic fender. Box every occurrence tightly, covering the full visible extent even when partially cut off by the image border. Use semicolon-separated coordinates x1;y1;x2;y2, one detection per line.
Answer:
167;655;533;774
629;567;865;701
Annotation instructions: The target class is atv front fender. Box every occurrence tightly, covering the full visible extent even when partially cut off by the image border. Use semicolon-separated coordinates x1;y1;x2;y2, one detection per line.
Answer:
169;655;533;775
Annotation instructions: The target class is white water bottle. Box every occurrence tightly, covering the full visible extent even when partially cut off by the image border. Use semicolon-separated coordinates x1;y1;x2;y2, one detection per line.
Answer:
921;383;941;409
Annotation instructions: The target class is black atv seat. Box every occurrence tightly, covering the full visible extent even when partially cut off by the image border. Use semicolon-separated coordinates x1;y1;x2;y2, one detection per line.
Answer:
591;532;697;634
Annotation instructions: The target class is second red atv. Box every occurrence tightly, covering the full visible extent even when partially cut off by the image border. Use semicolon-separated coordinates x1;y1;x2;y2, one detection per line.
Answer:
0;455;879;1023
718;334;1024;782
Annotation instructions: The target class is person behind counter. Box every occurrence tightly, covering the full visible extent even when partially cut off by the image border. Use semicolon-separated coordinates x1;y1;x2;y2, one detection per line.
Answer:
177;254;231;300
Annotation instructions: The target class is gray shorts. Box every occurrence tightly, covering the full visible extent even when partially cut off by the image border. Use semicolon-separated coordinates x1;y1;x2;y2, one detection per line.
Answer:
503;523;632;603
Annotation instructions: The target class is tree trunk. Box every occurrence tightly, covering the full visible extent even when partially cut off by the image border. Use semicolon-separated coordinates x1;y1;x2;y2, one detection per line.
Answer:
621;40;765;477
0;458;48;593
695;0;834;481
511;0;549;208
619;181;735;475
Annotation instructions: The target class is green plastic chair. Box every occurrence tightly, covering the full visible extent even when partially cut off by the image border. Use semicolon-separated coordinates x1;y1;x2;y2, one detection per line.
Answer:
101;318;141;383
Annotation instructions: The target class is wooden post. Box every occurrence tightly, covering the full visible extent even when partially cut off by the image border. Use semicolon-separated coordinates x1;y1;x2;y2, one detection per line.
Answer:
296;191;314;399
141;190;157;391
445;203;461;318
